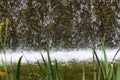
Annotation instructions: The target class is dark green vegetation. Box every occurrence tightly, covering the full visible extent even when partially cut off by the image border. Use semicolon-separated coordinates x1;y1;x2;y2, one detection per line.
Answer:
0;61;109;80
1;60;120;80
0;0;120;50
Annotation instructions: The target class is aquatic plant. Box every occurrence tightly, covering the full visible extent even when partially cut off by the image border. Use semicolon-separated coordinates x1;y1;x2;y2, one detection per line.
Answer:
92;39;120;80
0;18;23;80
1;18;9;80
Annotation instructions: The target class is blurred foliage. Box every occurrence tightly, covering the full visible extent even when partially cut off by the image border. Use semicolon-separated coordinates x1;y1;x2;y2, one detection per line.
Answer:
0;0;119;50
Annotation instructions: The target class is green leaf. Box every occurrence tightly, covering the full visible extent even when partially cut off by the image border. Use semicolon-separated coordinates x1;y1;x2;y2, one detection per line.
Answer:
2;58;8;80
46;48;54;80
101;39;109;80
116;64;120;80
112;48;120;62
92;48;105;78
37;60;46;80
98;67;101;80
16;56;23;80
25;56;37;80
55;59;61;80
82;65;85;80
40;52;47;68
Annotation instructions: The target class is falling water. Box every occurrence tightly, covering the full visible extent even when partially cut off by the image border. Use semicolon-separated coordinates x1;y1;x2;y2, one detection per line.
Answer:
0;0;119;50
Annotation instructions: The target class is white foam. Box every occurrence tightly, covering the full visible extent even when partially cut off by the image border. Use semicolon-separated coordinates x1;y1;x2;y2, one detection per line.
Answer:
0;48;119;65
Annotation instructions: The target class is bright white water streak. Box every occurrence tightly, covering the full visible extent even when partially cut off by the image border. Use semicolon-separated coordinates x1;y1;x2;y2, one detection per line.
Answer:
0;48;120;65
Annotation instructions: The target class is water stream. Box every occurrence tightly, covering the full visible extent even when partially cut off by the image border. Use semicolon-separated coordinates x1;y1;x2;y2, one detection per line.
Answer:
0;0;119;64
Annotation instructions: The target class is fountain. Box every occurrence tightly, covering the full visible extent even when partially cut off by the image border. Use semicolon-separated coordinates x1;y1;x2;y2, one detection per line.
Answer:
0;0;119;50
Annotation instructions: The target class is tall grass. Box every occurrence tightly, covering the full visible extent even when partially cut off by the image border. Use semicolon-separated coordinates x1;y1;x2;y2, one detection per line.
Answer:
0;18;9;80
92;39;120;80
0;18;23;80
36;49;66;80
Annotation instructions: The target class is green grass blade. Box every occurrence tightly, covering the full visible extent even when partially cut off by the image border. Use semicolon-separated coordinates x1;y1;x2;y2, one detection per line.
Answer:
116;64;120;80
82;65;85;80
0;23;2;48
37;60;46;80
25;56;37;80
2;58;8;80
112;48;120;62
98;67;101;80
0;19;9;80
101;39;109;79
16;56;23;80
111;64;117;80
40;52;47;67
92;48;105;78
109;64;113;80
46;48;54;80
55;59;60;80
92;48;101;68
3;18;9;54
